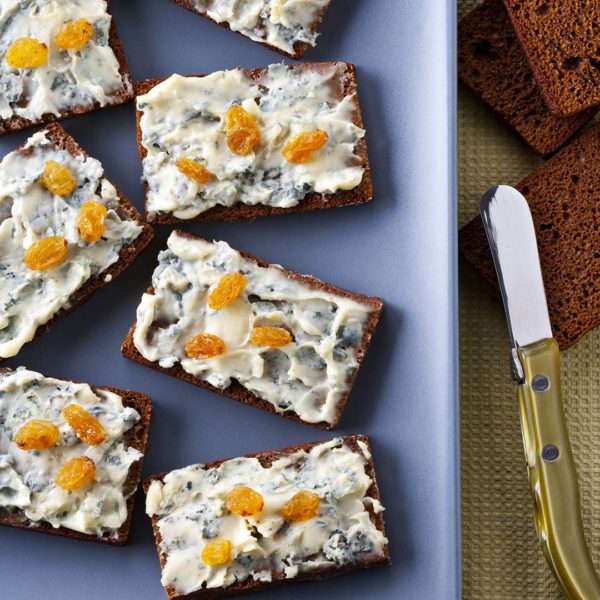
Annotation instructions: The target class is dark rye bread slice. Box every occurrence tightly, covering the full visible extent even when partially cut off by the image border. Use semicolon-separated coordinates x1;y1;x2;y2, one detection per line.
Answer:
1;122;154;359
169;0;332;60
122;230;383;430
502;0;600;117
134;62;372;224
143;434;390;600
459;122;600;350
0;369;153;545
458;0;596;155
0;0;134;136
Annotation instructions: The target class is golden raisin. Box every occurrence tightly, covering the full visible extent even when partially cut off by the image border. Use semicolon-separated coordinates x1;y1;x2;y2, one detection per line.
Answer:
55;456;96;491
208;273;248;310
14;420;59;451
226;486;264;517
282;130;329;164
25;236;68;271
77;200;108;243
250;326;293;347
281;490;320;522
62;404;107;446
42;160;77;196
225;106;260;155
185;333;226;359
177;158;213;184
201;539;232;566
6;38;48;68
54;19;94;50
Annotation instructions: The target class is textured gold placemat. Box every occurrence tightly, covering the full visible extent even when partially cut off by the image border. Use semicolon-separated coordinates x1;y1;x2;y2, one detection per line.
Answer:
459;2;600;598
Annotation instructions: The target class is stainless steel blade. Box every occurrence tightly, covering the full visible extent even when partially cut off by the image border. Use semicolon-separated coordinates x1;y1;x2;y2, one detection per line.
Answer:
480;185;553;350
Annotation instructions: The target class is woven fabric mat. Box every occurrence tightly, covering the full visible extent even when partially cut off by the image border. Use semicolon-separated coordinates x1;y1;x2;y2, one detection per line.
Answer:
458;2;600;598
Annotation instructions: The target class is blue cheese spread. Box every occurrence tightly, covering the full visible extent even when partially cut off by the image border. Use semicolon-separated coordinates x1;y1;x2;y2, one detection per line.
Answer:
0;368;143;536
0;0;131;123
0;130;143;358
188;0;330;55
133;232;375;425
137;63;365;219
146;437;387;594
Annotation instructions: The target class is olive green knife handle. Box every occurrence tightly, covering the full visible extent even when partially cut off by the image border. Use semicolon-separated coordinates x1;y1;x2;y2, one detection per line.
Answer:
517;338;600;600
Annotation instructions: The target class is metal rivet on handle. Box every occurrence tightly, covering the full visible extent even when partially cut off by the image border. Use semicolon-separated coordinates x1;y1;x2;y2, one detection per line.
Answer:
532;374;549;392
542;444;560;462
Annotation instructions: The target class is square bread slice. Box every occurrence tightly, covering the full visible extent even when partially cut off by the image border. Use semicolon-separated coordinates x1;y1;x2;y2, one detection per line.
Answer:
169;0;333;59
502;0;600;117
135;62;372;223
0;0;134;136
0;367;152;545
0;122;154;359
144;435;390;599
122;230;383;429
459;122;600;349
458;0;596;155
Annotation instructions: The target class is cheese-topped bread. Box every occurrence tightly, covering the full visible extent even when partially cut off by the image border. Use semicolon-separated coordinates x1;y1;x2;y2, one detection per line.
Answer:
0;124;153;359
122;231;382;429
135;62;372;223
145;435;390;599
0;0;133;135
0;367;152;544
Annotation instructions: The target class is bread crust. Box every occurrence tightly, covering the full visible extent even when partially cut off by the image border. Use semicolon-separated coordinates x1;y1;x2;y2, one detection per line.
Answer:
121;230;383;430
134;61;373;224
144;434;391;600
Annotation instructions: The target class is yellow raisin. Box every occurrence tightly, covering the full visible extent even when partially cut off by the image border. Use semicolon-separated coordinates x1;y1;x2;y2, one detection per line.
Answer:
201;539;232;567
25;236;68;271
208;273;248;310
42;160;77;196
55;456;96;491
226;486;264;517
225;106;260;155
62;404;107;446
54;19;94;50
250;326;293;347
6;38;48;68
281;490;320;522
14;420;59;451
77;200;108;243
282;130;329;164
185;333;226;359
177;158;213;184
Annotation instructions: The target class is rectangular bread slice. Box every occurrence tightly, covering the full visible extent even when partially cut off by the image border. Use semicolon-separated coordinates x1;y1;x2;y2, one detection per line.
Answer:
459;122;600;349
502;0;600;117
122;230;383;429
135;62;372;223
0;367;152;545
144;435;390;599
458;0;596;155
169;0;333;59
0;0;134;136
0;122;154;359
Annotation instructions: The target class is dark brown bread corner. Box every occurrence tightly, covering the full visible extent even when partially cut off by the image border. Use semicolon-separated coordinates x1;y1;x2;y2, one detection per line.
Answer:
502;0;600;117
0;1;134;136
134;62;372;224
459;123;600;349
144;434;390;600
122;230;383;430
458;0;596;155
169;0;332;60
0;371;153;545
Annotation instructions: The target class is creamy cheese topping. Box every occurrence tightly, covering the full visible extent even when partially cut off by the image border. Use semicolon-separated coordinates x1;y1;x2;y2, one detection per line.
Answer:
0;130;143;358
189;0;329;55
0;0;131;123
146;437;387;594
0;368;143;536
133;232;374;425
137;63;365;219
